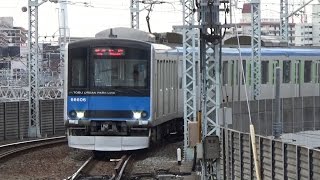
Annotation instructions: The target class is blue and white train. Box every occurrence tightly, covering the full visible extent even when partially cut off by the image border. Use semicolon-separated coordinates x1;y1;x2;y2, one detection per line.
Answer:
64;38;183;151
64;28;320;151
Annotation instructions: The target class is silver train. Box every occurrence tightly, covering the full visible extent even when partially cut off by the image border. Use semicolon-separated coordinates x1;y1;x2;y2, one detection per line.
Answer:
65;38;183;151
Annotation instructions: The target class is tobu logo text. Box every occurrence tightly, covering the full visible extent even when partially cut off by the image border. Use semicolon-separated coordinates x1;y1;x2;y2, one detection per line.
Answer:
70;98;87;102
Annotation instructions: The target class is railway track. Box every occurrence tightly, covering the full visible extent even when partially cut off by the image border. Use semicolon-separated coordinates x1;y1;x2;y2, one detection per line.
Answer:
0;136;67;160
68;154;131;180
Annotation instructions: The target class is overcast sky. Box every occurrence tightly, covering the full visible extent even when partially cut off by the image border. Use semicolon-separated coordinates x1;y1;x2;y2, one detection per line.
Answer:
0;0;318;41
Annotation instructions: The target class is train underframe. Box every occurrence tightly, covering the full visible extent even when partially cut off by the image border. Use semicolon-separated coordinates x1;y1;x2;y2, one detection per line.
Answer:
67;118;183;151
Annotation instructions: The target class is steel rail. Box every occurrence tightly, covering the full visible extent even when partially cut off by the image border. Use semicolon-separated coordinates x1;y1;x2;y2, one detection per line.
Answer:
68;154;131;180
115;155;131;180
68;156;94;180
0;136;67;160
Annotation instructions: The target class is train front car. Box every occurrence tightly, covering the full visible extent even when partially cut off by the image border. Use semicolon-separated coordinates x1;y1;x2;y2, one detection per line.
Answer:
65;39;152;151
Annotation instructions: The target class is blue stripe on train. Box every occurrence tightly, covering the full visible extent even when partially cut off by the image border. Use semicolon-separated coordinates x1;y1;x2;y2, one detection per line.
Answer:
67;96;150;119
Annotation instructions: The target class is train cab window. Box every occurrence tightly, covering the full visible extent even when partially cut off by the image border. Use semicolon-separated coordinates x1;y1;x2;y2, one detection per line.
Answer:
283;61;291;83
92;59;147;87
261;61;269;84
91;47;150;89
304;61;312;83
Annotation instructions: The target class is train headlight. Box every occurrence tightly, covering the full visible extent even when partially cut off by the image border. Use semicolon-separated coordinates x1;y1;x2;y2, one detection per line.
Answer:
141;111;148;118
69;110;77;118
76;111;85;119
133;111;142;119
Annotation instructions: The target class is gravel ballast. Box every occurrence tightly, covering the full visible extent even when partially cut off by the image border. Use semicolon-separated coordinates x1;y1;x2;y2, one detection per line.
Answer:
130;141;184;175
0;144;91;180
0;140;187;179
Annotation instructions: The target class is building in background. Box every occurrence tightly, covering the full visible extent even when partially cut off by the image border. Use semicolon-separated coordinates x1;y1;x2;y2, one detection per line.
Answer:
294;23;313;46
0;17;27;47
223;3;320;46
224;3;296;45
312;4;320;46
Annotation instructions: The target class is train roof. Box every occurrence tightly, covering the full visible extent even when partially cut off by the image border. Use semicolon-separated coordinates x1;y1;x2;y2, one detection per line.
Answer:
168;47;320;56
152;43;172;50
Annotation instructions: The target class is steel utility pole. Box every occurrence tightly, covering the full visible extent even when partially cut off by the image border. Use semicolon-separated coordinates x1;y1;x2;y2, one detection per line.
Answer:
280;0;289;45
251;0;261;99
182;0;199;160
175;0;231;178
199;0;229;179
27;0;41;138
58;0;68;85
130;0;140;29
27;0;59;137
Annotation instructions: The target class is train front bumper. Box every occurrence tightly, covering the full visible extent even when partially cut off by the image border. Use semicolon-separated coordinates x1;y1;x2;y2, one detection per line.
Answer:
68;135;149;151
65;119;151;127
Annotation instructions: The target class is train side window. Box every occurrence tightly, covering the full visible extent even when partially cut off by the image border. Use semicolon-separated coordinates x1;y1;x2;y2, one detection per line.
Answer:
166;60;170;89
173;61;176;89
171;61;174;88
318;62;320;83
261;61;269;84
168;60;171;88
247;62;251;85
234;60;238;85
71;58;86;87
179;60;183;89
229;61;234;85
169;61;172;88
272;60;279;84
304;61;312;83
160;60;163;90
158;60;161;89
282;61;291;83
163;60;166;90
223;61;228;85
294;60;300;84
176;61;179;89
70;48;87;87
241;60;246;85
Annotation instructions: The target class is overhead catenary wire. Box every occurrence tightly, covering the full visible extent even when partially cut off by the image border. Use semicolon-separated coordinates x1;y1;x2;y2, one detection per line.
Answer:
232;3;261;180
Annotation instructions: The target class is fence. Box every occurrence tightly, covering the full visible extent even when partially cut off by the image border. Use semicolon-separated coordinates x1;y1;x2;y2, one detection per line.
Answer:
221;128;320;180
226;96;320;136
0;99;64;141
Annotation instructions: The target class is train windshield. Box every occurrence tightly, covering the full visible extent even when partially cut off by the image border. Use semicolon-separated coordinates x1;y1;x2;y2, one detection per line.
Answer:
92;59;148;88
68;45;150;96
90;47;149;89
